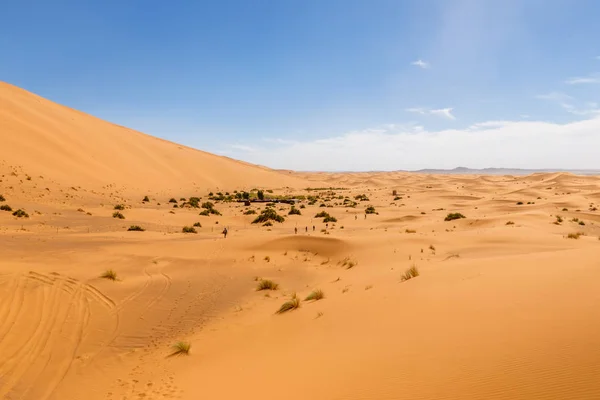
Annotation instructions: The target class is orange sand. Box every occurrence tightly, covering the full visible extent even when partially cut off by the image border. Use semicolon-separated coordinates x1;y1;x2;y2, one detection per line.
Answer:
1;82;600;400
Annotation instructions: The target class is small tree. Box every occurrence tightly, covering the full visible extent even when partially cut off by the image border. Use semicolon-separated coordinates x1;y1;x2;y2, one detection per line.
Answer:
257;190;265;200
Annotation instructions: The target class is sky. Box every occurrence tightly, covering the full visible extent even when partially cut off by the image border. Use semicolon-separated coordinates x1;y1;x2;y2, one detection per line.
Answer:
2;0;600;171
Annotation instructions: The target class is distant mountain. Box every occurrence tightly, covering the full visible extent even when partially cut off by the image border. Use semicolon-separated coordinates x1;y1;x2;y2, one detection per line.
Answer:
414;167;600;176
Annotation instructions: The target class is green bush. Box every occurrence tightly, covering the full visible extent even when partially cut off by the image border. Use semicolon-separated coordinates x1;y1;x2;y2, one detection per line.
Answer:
288;207;301;215
323;216;337;223
257;190;265;200
444;213;465;221
12;209;29;218
112;211;125;219
182;226;197;234
252;208;285;224
315;211;330;218
244;209;256;215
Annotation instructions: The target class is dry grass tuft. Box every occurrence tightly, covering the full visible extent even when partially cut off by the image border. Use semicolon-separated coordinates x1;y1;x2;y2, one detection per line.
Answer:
276;293;300;314
170;341;191;356
257;279;279;291
101;269;117;280
304;289;324;301
567;232;584;239
400;265;419;281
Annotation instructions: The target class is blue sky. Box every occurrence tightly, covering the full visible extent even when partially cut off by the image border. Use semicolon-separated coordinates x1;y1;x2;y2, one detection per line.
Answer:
2;0;600;170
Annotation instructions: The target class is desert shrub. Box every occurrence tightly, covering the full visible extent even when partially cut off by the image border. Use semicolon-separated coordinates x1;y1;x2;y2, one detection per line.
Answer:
101;269;117;280
401;265;419;281
263;221;273;227
579;220;585;226
288;207;301;215
252;208;285;224
128;225;145;231
0;194;5;202
444;213;465;221
169;198;178;203
171;341;191;356
182;226;197;234
315;211;330;218
365;205;377;214
516;201;524;205
276;293;300;314
257;279;279;291
142;196;150;202
187;197;201;208
355;194;369;201
112;211;125;219
506;221;515;225
567;232;584;239
405;229;416;233
193;222;202;227
114;204;125;210
12;209;29;218
244;209;256;215
1;204;12;212
304;289;324;301
199;210;210;216
323;215;337;223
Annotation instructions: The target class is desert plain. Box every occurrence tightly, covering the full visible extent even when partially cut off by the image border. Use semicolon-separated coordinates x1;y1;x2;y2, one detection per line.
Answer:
1;81;600;400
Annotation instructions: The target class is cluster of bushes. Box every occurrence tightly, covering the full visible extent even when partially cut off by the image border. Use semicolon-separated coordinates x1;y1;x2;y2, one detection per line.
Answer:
315;211;337;223
199;201;221;216
288;207;301;215
355;194;369;201
365;205;377;214
252;208;285;224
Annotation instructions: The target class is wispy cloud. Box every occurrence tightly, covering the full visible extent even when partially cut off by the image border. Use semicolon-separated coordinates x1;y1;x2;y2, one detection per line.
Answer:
411;59;430;69
565;74;600;84
406;107;456;120
536;92;600;116
219;116;600;171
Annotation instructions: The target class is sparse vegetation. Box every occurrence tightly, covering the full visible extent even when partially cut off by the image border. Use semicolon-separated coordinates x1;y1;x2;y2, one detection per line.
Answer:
252;208;285;224
182;226;197;234
506;221;515;225
193;222;202;227
257;279;279;291
243;209;256;215
340;258;357;269
169;198;178;203
142;196;150;202
315;211;330;218
276;293;300;314
288;207;301;215
112;211;125;219
323;215;337;223
401;265;419;281
405;229;416;233
101;269;118;280
567;232;584;239
365;205;377;214
170;341;191;356
304;289;324;301
127;225;145;231
0;194;5;202
12;209;29;218
1;204;13;212
444;213;465;221
516;201;524;205
114;204;125;210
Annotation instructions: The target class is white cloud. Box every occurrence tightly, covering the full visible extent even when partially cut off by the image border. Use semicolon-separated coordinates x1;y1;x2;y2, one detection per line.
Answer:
406;107;456;120
219;117;600;171
565;74;600;84
411;59;430;69
430;108;456;120
229;144;257;152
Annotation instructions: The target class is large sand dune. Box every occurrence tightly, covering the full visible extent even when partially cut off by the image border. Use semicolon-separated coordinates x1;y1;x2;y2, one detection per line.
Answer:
1;84;600;399
0;82;304;192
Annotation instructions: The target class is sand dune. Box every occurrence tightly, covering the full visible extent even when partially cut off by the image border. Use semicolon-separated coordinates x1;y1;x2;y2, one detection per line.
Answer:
0;82;306;192
1;84;600;399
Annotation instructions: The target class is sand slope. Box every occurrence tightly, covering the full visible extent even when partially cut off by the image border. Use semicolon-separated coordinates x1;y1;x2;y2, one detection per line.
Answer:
0;82;304;192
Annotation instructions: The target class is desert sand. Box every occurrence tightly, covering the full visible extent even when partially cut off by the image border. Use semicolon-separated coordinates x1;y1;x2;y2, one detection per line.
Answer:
1;82;600;400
